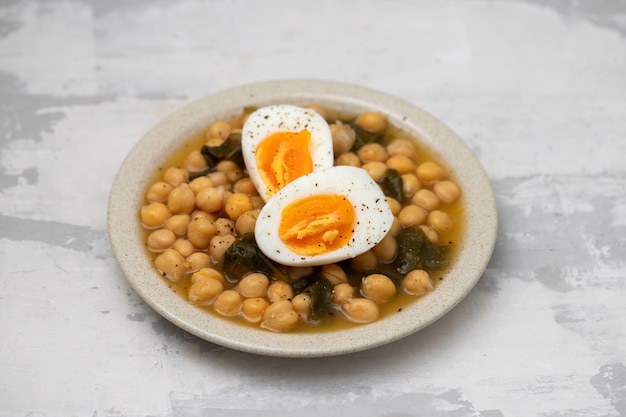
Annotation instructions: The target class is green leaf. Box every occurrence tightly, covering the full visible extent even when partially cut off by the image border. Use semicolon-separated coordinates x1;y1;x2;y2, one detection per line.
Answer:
222;233;286;283
349;120;385;151
293;275;333;324
200;132;243;169
393;226;449;275
380;168;404;202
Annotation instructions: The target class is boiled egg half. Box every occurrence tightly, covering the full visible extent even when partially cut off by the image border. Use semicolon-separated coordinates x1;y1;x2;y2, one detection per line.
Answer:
255;166;394;266
241;104;334;202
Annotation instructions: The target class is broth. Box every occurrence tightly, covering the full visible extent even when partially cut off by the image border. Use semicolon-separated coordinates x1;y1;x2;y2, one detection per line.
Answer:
141;105;465;332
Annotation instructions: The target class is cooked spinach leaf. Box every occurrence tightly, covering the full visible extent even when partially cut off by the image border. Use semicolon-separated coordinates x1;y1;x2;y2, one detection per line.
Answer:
380;168;404;202
200;132;243;170
393;226;449;275
199;145;218;171
222;233;286;282
349;121;385;151
293;275;333;324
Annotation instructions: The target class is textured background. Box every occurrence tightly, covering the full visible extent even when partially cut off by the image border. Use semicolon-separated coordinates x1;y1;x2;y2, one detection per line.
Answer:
1;0;625;416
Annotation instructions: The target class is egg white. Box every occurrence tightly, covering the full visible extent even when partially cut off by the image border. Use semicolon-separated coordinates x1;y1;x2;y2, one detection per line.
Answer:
241;104;334;201
254;166;394;267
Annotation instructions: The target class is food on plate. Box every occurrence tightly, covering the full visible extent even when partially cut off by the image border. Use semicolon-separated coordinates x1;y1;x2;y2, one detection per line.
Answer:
140;104;464;332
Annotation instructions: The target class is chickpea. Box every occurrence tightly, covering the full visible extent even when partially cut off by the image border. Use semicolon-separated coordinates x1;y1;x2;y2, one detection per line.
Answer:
188;276;224;305
292;293;312;321
433;180;461;204
428;210;453;232
401;174;422;199
386;155;416;175
167;183;196;215
361;161;388;182
335;152;361;167
184;149;208;173
206;171;229;187
191;267;225;284
223;190;233;205
214;217;235;236
361;274;396;304
146;181;173;202
162;166;189;187
206;120;232;141
412;189;440;211
349;249;378;272
387;138;416;159
146;228;176;252
189;209;207;220
209;234;236;263
398;204;428;228
140;202;170;228
235;209;260;235
186;251;211;273
386;197;401;216
320;264;348;285
188;176;213;194
164;214;191;236
204;132;227;148
342;298;380;323
330;120;356;154
402;269;433;296
205;136;224;147
241;297;269;323
250;196;265;210
357;143;388;163
287;266;314;282
187;217;217;249
372;233;397;262
418;225;439;244
233;177;258;195
332;283;355;305
213;290;242;316
173;237;195;258
154;248;187;282
196;186;225;213
225;193;254;221
267;281;294;303
306;103;327;120
191;209;214;220
416;161;446;183
355;111;387;133
236;273;270;298
217;160;244;184
261;300;299;332
388;216;402;237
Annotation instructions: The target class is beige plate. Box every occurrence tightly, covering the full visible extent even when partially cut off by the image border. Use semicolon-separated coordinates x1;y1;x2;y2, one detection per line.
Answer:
107;79;497;358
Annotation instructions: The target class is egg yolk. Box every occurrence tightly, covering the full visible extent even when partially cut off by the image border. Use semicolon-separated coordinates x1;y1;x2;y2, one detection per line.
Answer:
255;130;313;198
278;194;355;256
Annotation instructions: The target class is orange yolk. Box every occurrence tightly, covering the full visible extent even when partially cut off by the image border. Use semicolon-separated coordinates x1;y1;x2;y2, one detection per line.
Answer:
255;130;313;198
278;194;355;256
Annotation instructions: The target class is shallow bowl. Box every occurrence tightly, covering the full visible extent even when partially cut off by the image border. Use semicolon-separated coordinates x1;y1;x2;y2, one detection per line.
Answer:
107;79;497;357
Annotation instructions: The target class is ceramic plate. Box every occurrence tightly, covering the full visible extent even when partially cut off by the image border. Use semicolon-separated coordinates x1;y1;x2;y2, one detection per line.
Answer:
107;79;497;357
